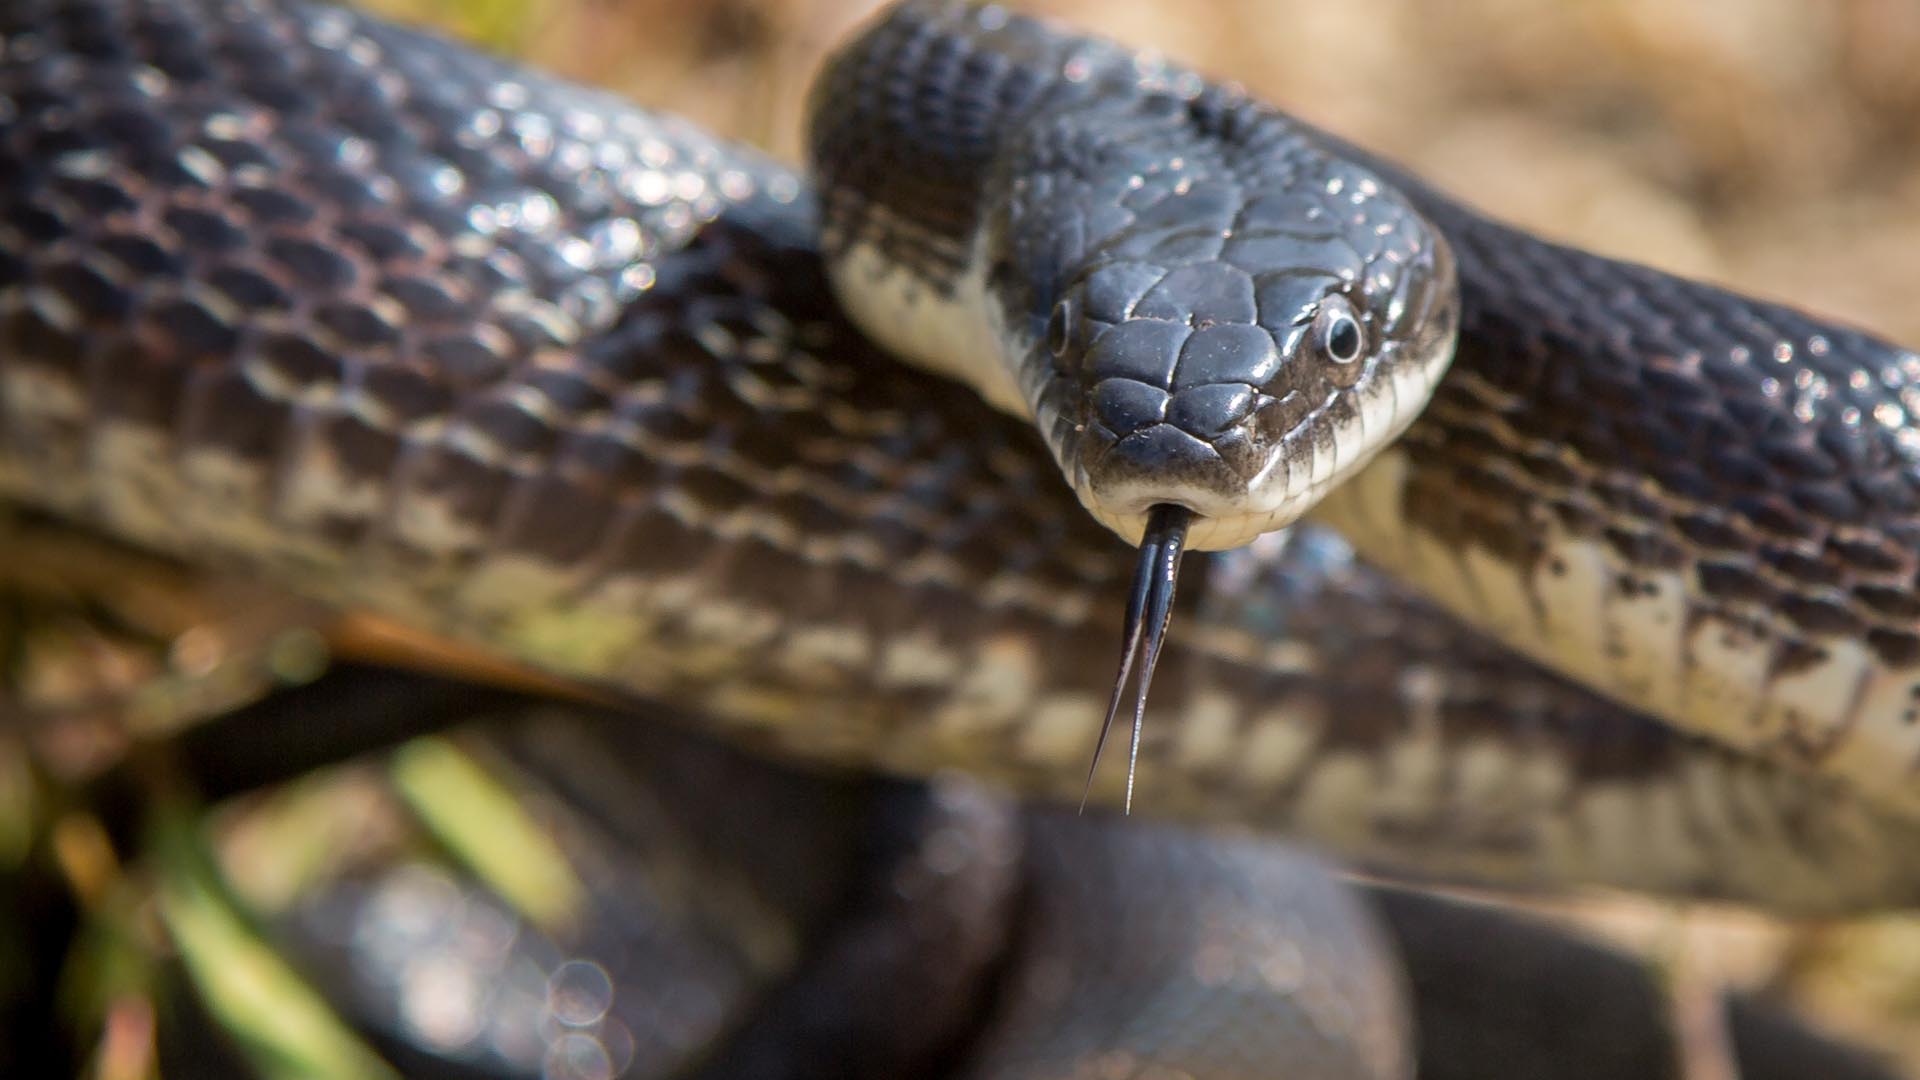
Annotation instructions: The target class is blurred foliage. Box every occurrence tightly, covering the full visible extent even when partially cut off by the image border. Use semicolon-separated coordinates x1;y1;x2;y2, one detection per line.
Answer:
387;737;585;932
152;797;399;1080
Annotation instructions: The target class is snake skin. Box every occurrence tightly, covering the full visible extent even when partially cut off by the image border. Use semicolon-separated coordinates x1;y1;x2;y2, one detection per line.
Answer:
804;0;1920;817
1317;141;1920;818
4;0;1920;915
1;2;1917;1075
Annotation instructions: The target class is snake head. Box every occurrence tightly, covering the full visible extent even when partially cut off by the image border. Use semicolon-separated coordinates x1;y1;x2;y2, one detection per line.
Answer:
809;1;1458;554
998;102;1462;553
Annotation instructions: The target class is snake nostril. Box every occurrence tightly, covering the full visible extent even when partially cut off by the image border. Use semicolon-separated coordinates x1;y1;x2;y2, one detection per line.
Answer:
1046;297;1074;358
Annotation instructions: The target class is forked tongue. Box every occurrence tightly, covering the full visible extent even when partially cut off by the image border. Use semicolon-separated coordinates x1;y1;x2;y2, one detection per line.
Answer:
1079;503;1191;815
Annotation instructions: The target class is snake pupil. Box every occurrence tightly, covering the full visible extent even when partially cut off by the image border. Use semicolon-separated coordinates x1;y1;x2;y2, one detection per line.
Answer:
1325;314;1363;362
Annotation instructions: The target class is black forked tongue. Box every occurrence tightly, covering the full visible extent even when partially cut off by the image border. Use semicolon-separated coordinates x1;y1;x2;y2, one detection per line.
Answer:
1080;503;1191;815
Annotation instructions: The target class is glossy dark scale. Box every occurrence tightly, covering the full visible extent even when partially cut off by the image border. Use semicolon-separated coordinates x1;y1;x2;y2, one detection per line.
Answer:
1010;90;1433;485
1379;187;1920;668
7;0;1920;935
0;0;795;543
807;3;1053;290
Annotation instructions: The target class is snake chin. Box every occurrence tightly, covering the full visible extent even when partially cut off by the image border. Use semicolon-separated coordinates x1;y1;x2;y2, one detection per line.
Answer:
1086;499;1288;552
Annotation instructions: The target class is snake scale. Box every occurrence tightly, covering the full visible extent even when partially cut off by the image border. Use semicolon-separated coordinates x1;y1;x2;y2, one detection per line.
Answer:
805;2;1920;812
1;0;1918;1075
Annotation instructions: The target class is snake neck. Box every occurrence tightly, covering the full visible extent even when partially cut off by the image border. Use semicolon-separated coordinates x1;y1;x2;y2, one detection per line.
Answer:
807;2;1058;417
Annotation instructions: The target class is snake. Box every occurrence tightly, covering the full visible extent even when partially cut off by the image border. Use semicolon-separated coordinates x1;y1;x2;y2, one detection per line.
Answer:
802;2;1920;807
810;6;1457;790
3;0;1920;1074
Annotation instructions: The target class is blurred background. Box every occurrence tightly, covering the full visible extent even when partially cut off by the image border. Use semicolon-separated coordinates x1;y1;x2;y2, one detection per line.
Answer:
9;1;1920;1076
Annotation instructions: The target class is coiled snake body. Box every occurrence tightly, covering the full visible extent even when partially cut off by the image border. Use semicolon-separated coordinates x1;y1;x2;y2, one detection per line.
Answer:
3;0;1920;1075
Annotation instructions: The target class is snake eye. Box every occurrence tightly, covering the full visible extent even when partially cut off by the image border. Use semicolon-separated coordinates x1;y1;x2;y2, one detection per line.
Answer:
1318;302;1365;364
1046;298;1073;358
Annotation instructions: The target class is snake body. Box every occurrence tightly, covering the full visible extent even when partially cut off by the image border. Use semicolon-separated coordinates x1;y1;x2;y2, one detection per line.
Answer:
4;0;1920;908
5;2;1920;1072
1317;144;1920;819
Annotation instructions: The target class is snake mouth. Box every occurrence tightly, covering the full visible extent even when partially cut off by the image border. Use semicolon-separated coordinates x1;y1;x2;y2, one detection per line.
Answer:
1081;502;1192;815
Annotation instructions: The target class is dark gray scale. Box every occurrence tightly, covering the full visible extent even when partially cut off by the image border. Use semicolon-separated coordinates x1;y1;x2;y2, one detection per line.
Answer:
0;0;800;550
10;0;1920;937
806;0;1065;290
1378;186;1920;670
1015;91;1428;504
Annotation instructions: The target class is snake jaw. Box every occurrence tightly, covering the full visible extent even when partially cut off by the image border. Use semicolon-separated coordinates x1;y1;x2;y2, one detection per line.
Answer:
1081;503;1191;815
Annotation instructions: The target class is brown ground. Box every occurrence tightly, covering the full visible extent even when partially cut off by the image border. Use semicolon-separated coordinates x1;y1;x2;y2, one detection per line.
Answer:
356;1;1920;1073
